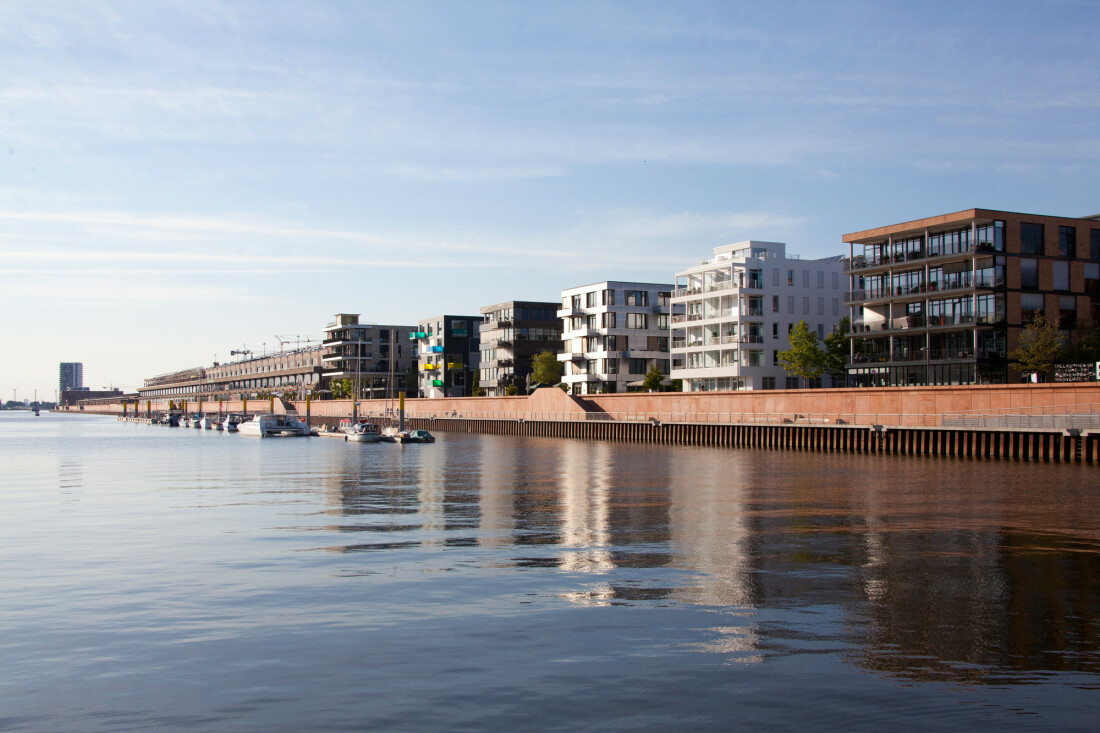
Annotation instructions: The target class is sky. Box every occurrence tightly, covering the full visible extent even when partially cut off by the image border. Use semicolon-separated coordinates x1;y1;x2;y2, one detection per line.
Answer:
2;0;1099;399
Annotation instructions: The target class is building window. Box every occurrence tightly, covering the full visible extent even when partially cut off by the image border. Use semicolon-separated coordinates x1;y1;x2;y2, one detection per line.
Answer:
832;298;839;316
832;272;839;289
1059;226;1077;258
1020;222;1044;255
1060;296;1077;329
625;313;648;329
787;269;794;286
817;271;825;288
772;295;780;312
773;269;780;286
803;271;810;288
772;350;779;365
629;358;647;374
803;297;810;314
817;297;825;315
1021;293;1044;323
762;376;776;390
785;376;800;389
625;290;649;307
787;295;795;313
1020;258;1038;288
586;291;598;307
1053;261;1069;291
1092;230;1100;259
773;323;779;339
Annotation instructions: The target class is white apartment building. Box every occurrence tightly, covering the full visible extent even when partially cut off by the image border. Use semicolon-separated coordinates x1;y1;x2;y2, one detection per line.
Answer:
557;281;674;394
671;241;847;391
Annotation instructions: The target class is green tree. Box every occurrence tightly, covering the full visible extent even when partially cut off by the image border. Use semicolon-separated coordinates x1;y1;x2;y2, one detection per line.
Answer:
778;320;826;386
471;370;486;397
642;364;665;392
330;378;354;399
1010;313;1064;382
822;316;852;383
504;383;518;396
1059;318;1100;365
531;350;563;386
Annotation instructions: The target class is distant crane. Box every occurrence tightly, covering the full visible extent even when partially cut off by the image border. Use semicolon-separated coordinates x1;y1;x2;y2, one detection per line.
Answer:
275;335;317;352
230;346;253;361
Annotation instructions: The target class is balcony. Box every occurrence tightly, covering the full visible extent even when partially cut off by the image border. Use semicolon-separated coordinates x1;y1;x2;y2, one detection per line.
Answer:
446;362;464;370
557;307;583;317
742;308;764;317
410;331;427;339
421;364;439;371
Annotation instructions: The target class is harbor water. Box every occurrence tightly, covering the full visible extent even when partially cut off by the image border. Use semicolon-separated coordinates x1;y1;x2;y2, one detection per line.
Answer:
1;411;1098;731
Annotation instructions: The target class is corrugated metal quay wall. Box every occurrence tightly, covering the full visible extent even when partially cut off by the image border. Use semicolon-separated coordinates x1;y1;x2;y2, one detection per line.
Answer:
402;416;1098;464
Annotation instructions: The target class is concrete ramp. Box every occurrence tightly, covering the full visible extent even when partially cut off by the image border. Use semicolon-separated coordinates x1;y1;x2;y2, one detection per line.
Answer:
526;386;606;418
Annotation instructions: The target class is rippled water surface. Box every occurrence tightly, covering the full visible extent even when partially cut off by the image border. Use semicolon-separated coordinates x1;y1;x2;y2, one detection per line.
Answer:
2;412;1099;730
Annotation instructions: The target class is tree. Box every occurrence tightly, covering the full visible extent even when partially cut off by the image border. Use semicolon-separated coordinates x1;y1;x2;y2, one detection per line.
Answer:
531;350;563;386
777;320;826;386
822;316;852;384
1010;313;1064;382
1059;318;1100;365
642;364;665;392
470;370;486;397
504;384;518;396
330;378;354;399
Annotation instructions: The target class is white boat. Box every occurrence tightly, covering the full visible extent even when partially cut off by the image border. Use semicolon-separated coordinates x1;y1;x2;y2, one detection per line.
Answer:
191;414;203;429
238;413;311;438
343;420;381;443
200;415;218;430
221;413;245;433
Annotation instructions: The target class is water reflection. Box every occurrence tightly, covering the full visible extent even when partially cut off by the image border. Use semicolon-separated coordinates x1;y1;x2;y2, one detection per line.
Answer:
312;432;1100;682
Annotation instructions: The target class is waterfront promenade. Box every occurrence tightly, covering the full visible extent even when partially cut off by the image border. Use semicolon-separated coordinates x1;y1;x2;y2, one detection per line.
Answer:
65;383;1100;462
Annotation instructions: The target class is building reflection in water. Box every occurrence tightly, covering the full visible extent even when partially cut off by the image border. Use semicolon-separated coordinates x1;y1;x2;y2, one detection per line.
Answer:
314;433;1100;680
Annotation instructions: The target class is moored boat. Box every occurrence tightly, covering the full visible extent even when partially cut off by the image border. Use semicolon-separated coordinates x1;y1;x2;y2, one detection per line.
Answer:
394;429;435;444
344;421;382;443
221;413;245;432
238;413;310;438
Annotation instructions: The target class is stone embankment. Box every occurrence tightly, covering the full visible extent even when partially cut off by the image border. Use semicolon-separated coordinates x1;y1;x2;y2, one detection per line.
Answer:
64;383;1100;463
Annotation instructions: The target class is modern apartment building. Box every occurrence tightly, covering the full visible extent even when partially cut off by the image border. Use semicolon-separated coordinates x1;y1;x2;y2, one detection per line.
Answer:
844;208;1100;386
413;315;481;398
557;281;674;394
59;362;83;394
670;241;847;391
478;300;562;396
321;314;417;399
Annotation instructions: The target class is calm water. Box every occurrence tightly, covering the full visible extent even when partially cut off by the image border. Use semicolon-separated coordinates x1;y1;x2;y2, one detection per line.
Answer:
1;411;1098;731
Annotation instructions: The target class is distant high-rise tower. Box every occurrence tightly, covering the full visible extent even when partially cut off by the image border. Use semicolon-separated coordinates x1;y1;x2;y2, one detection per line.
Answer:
59;362;83;393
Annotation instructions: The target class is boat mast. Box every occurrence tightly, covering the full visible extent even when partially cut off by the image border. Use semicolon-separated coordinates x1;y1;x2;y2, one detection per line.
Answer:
354;330;361;421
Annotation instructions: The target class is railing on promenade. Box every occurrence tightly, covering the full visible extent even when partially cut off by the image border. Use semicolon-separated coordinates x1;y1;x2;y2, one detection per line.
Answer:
363;401;1100;431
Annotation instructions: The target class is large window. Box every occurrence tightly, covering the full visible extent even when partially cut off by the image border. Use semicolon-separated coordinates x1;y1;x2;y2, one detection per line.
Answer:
977;221;1005;251
625;290;648;307
625;313;648;329
1020;222;1044;254
928;228;970;257
1020;293;1044;323
1059;226;1077;258
1020;258;1038;288
1053;261;1069;291
1092;230;1100;259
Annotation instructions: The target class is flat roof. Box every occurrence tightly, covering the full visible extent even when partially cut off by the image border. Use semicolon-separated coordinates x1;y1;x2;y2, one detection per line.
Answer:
842;208;1099;243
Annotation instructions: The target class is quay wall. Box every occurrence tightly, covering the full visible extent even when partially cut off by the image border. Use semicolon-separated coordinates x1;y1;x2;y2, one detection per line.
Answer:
68;383;1100;463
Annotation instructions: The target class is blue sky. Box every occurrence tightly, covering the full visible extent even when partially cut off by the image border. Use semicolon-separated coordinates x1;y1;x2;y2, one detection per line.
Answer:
2;0;1099;399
